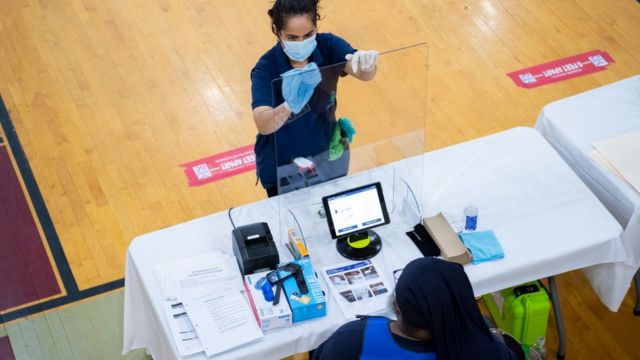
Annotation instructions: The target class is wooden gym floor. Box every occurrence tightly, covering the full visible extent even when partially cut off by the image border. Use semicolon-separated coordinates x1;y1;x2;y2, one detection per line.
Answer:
0;0;639;359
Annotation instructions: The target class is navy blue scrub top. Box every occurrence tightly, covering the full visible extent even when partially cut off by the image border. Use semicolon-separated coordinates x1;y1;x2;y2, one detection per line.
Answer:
250;32;356;189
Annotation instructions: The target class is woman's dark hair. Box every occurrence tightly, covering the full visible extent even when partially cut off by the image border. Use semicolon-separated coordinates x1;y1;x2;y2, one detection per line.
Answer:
268;0;322;36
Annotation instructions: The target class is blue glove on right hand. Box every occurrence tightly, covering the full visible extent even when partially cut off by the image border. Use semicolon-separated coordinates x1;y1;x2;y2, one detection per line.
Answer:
281;62;322;114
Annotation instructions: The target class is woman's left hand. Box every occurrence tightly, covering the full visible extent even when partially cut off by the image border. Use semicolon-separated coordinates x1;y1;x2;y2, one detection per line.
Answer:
346;50;378;73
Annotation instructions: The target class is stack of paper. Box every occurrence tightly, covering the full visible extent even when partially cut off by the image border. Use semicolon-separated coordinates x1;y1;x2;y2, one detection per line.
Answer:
591;131;640;194
162;300;202;356
155;252;244;300
183;291;262;357
155;252;263;357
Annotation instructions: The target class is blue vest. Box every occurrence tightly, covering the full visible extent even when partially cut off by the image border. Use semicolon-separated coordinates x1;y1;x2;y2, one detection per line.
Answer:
360;317;437;360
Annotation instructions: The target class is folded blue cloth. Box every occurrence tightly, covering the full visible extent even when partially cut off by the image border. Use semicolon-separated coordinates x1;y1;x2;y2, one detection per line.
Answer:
281;62;322;114
338;117;356;143
458;230;504;265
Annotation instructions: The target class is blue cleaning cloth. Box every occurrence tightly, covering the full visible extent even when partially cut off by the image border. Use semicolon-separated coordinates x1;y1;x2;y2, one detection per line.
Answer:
281;62;322;114
338;117;356;143
458;230;504;265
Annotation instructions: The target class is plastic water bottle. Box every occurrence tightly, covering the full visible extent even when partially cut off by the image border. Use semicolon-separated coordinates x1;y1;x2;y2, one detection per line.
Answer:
531;336;548;360
464;204;478;231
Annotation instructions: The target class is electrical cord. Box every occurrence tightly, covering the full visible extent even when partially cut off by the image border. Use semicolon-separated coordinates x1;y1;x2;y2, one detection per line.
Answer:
228;207;236;229
401;178;421;215
287;209;307;247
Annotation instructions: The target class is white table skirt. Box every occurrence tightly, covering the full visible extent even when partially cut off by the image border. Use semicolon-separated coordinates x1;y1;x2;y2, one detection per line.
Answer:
536;75;640;311
123;127;625;359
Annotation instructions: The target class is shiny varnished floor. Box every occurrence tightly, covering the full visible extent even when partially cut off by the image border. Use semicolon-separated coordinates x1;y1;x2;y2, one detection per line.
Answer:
1;0;639;359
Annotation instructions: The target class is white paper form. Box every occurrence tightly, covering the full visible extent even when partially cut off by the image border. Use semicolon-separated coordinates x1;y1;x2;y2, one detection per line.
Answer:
322;259;393;319
592;131;640;194
155;252;243;300
163;300;204;356
155;252;244;356
183;291;263;357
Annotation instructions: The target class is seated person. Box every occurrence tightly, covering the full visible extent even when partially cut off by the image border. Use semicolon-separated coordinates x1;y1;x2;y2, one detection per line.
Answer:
313;257;517;359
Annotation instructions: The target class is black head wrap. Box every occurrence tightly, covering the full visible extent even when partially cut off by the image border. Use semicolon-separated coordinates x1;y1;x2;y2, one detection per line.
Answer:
395;257;513;359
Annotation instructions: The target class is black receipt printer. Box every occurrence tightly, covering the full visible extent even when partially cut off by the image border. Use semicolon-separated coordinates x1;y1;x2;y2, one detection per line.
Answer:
232;222;280;275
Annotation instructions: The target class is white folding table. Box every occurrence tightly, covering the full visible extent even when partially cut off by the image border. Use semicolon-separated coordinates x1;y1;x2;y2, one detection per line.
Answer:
123;127;625;360
536;75;640;315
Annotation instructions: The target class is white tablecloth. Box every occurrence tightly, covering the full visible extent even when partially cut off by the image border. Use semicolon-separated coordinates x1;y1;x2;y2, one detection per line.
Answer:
123;127;625;360
536;75;640;311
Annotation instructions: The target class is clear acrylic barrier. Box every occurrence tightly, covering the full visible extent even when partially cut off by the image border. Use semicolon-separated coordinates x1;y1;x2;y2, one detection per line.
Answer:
264;43;428;251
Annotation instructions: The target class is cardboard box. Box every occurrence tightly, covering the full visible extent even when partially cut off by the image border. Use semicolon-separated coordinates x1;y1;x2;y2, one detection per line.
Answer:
282;257;326;322
422;213;472;264
244;271;292;331
288;228;308;258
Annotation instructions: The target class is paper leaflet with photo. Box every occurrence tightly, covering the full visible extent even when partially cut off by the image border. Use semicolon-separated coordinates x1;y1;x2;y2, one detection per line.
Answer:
322;259;393;318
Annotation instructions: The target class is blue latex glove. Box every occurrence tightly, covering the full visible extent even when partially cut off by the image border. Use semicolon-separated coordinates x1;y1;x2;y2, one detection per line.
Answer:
281;62;322;114
458;230;505;265
338;117;356;143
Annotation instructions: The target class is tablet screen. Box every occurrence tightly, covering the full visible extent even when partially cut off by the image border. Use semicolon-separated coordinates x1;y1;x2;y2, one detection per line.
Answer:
323;182;390;239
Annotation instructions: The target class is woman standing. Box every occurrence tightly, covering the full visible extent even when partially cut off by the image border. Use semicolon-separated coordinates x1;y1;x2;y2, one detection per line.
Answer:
251;0;378;196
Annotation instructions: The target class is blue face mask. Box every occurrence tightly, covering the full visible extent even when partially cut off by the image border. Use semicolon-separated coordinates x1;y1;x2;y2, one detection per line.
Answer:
282;34;317;62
